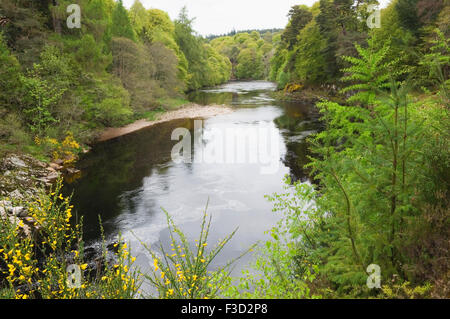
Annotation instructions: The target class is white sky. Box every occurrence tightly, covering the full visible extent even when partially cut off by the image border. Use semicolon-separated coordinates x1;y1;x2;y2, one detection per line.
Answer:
122;0;392;36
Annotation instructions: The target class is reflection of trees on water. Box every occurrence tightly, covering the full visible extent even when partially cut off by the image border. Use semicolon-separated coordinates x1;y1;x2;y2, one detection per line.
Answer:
188;90;268;108
64;119;195;241
273;100;322;183
232;92;239;104
187;91;234;105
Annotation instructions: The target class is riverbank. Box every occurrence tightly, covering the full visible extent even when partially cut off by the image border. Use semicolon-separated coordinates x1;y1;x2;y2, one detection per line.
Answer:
97;103;234;142
269;84;346;104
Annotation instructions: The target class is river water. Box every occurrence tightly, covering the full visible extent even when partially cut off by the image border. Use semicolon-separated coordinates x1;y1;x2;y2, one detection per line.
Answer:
64;81;321;284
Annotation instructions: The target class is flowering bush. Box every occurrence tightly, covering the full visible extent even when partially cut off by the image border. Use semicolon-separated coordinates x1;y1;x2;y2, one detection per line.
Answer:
0;180;141;299
34;132;81;165
284;83;304;93
141;205;250;299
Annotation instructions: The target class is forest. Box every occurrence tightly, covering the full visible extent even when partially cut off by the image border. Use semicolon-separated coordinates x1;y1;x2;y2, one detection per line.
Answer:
0;0;232;157
0;0;449;300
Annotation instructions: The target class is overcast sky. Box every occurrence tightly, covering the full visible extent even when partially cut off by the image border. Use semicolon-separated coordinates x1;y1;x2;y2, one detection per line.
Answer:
122;0;392;36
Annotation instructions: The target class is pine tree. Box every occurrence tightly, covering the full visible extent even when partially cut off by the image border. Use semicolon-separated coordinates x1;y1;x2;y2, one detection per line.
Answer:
307;35;427;289
111;0;136;41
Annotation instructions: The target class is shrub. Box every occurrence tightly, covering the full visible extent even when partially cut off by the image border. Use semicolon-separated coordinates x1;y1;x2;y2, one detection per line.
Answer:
140;205;249;299
0;180;141;299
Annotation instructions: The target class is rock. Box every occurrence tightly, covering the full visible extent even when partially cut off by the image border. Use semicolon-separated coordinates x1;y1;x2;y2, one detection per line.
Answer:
34;161;47;168
20;223;32;238
7;156;27;169
46;166;56;173
0;200;12;207
45;172;60;183
0;206;6;219
8;189;23;200
7;215;20;226
49;163;63;170
11;206;27;217
54;159;64;166
65;167;80;175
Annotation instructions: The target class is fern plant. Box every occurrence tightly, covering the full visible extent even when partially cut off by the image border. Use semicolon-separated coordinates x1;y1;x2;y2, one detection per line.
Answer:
340;36;404;106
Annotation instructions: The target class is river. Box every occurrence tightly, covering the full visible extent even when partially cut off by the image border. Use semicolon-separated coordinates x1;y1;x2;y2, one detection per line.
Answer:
64;81;321;288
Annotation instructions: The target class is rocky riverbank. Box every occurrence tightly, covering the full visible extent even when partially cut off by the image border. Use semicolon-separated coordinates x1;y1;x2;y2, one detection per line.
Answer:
0;154;81;199
269;84;346;104
0;154;81;238
0;153;121;290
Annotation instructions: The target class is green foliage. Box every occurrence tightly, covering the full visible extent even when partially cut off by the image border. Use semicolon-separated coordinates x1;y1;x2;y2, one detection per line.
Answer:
0;180;141;299
419;29;450;100
381;281;433;299
91;97;133;127
270;0;379;88
340;37;397;105
20;69;64;136
395;0;422;36
281;5;313;49
0;33;21;110
236;48;264;80
0;0;235;154
297;35;447;295
174;7;231;90
210;29;276;80
254;30;449;297
111;0;136;41
293;21;327;85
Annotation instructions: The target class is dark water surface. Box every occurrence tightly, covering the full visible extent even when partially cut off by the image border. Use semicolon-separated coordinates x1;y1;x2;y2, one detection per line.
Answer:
64;81;321;284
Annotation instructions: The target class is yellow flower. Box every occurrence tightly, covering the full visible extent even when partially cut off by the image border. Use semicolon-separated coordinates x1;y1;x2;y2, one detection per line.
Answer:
80;264;88;270
161;272;165;279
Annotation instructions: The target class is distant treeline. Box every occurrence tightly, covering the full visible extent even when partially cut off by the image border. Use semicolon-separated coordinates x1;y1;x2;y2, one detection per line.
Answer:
205;28;283;41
